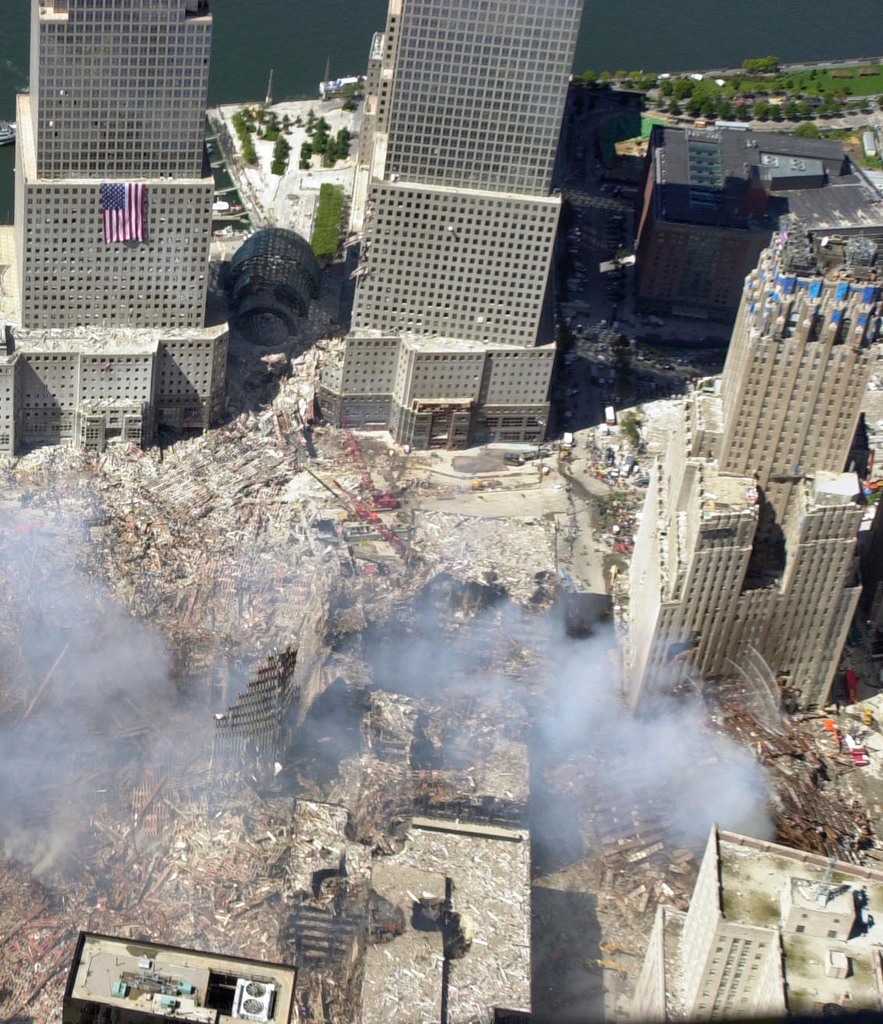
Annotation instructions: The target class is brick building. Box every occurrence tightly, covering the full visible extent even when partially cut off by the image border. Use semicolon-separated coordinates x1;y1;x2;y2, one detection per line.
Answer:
635;125;883;323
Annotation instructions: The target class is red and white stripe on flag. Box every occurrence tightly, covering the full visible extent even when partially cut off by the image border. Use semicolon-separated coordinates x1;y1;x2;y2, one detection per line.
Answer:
100;182;147;243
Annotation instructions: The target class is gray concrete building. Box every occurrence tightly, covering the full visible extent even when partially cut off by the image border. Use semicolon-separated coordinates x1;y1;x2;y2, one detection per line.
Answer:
321;0;583;448
0;0;226;452
632;826;883;1021
627;223;882;709
63;932;296;1023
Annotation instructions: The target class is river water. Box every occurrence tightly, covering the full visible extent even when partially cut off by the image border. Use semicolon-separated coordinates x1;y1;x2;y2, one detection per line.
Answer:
0;0;880;219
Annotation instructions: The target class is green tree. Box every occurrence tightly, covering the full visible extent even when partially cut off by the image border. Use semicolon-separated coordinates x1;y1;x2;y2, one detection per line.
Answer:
668;99;681;116
793;122;820;138
273;134;290;165
556;319;575;353
619;410;642;447
613;335;633;380
580;69;598;85
742;55;781;74
659;79;674;97
310;117;331;154
753;99;771;120
796;100;813;118
322;127;352;167
782;100;799;120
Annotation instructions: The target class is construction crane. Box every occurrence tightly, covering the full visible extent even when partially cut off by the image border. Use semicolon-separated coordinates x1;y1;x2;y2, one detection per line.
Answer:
341;423;400;510
332;478;409;559
304;465;409;559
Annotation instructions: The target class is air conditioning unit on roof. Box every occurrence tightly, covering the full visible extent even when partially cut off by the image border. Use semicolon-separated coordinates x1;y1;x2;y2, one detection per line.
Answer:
233;978;277;1022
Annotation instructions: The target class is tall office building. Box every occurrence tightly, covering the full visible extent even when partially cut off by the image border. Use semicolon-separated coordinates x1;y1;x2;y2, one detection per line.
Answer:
632;825;883;1021
0;0;227;452
626;222;882;709
320;0;584;448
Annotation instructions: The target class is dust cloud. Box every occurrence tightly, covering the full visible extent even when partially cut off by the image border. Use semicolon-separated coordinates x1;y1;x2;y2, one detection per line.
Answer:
0;500;770;878
0;505;209;874
359;578;772;860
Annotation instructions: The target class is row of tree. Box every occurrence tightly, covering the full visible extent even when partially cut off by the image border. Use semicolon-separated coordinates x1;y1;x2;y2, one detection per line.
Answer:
663;93;856;122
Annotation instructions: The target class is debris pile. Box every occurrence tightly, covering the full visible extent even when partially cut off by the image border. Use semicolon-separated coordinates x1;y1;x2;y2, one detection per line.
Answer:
709;683;876;863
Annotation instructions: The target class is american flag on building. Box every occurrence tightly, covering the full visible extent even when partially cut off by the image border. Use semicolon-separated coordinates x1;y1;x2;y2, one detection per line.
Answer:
100;182;147;243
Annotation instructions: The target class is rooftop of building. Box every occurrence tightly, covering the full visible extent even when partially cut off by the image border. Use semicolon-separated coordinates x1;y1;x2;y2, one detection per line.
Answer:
769;223;882;281
811;471;864;507
649;125;883;234
695;460;758;518
368;31;384;62
38;0;212;22
360;819;531;1022
348;329;555;356
691;380;723;436
371;175;562;207
7;322;227;355
65;932;297;1023
717;830;883;1015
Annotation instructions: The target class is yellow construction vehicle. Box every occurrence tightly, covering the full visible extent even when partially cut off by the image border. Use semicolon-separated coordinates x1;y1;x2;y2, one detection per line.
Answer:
863;706;875;727
587;958;628;974
600;941;640;957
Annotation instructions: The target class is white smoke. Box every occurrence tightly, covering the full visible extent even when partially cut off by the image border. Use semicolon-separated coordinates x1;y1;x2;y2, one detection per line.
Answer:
361;582;772;854
0;506;209;874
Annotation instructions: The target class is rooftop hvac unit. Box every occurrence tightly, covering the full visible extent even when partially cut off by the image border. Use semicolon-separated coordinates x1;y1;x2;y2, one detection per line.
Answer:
233;979;277;1022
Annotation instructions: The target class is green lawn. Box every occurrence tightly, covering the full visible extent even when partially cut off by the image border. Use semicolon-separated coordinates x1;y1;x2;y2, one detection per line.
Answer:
673;64;883;104
311;183;344;262
641;114;667;138
740;65;883;98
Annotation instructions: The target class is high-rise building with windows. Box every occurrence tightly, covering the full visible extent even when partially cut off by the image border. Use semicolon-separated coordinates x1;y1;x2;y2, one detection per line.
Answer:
626;222;882;709
0;0;227;452
632;825;883;1021
320;0;584;448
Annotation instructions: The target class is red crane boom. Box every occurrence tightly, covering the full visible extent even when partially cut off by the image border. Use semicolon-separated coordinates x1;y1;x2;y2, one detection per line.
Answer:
342;423;400;510
333;479;409;558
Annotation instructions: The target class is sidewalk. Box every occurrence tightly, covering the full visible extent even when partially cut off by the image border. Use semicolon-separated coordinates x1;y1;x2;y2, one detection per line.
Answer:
209;96;360;240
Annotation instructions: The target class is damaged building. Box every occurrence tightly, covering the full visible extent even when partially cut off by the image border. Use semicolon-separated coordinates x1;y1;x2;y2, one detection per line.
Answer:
627;221;882;709
633;826;883;1021
318;0;584;448
0;0;228;453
